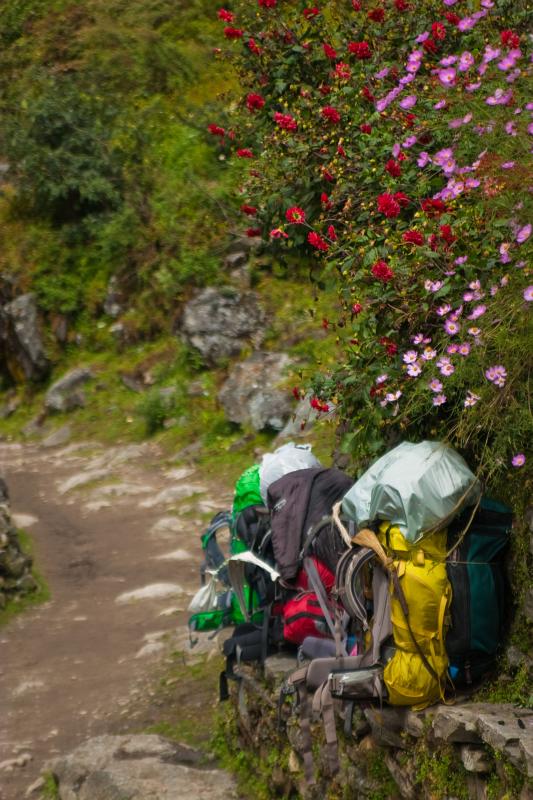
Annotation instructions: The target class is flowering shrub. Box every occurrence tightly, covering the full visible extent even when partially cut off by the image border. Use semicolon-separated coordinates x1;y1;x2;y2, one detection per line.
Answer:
212;0;531;498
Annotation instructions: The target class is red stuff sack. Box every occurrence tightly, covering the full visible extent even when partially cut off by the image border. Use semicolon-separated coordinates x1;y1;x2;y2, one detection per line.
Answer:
282;592;330;645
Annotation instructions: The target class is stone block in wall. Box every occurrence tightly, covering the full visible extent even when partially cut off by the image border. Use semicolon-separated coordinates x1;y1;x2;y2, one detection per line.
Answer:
460;745;493;773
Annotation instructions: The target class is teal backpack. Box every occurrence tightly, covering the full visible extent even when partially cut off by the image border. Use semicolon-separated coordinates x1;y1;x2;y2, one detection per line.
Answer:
446;497;512;685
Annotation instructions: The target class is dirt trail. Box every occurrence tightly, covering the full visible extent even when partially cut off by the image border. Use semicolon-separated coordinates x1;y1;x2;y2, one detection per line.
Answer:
0;440;233;800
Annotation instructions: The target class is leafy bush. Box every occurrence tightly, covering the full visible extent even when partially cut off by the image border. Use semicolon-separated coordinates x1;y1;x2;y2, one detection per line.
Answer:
211;0;532;502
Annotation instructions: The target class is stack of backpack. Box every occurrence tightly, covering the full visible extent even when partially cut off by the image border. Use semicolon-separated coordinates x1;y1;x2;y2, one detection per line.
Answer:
186;439;513;784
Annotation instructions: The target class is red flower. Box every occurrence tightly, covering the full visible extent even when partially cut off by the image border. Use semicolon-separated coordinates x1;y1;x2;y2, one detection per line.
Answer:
322;168;335;182
303;6;320;18
385;159;401;178
371;260;394;282
258;0;276;6
207;123;225;137
246;228;261;237
224;27;243;39
308;231;329;251
403;230;424;246
270;228;288;239
394;191;410;207
394;0;408;9
352;0;362;9
431;21;446;40
236;148;253;158
247;37;262;54
404;113;416;129
348;41;372;59
397;152;407;162
501;30;520;48
362;86;375;102
310;397;330;413
367;8;385;23
241;204;257;216
379;337;397;357
377;193;401;218
444;11;460;25
360;123;372;134
337;143;346;157
335;62;351;80
428;233;438;251
351;302;363;315
323;43;337;59
421;198;447;215
319;84;332;95
274;112;298;131
439;224;456;245
217;8;234;22
321;106;341;123
320;192;332;208
327;225;337;241
246;93;265;111
286;206;306;224
423;38;438;54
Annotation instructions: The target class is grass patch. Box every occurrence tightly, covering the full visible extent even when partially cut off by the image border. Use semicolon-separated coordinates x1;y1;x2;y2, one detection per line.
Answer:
0;528;50;628
40;772;59;800
142;651;224;750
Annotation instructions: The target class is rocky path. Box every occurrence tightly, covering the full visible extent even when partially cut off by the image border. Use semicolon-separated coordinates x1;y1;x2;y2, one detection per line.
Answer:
0;440;234;800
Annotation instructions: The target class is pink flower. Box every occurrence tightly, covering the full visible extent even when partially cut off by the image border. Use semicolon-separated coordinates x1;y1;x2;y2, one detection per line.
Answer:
407;363;422;377
485;365;507;387
516;224;531;243
270;228;288;239
438;68;456;86
429;379;443;393
433;394;447;406
468;304;486;320
444;319;460;335
511;453;525;467
440;362;455;377
464;391;480;407
458;343;471;356
421;348;437;361
524;286;533;302
436;304;452;317
402;350;418;364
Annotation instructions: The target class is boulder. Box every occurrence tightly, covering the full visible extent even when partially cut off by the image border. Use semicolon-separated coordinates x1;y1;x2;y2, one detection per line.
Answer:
47;734;237;800
181;287;265;365
218;352;293;431
45;368;93;413
41;424;72;449
0;293;50;382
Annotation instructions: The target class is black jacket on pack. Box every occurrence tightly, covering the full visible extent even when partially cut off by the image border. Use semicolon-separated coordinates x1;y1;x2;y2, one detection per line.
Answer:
267;467;354;580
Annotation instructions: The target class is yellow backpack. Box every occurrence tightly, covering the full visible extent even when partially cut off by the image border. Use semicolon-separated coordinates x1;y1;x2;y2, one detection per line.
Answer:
378;523;452;710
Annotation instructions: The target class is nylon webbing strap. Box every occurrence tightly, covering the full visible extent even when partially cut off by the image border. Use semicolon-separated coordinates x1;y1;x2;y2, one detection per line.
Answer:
304;557;347;656
299;682;315;784
313;683;340;776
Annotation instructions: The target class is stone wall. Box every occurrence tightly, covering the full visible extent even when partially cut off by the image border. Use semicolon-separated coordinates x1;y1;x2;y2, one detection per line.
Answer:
0;480;37;609
219;654;533;800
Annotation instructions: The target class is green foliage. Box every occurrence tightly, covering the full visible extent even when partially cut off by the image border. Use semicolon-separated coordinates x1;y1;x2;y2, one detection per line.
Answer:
415;743;469;800
0;528;50;628
40;772;59;800
136;387;183;436
0;0;242;330
215;0;532;502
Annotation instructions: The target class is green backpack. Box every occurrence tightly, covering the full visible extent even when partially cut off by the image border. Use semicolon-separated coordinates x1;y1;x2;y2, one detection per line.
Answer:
232;464;262;518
